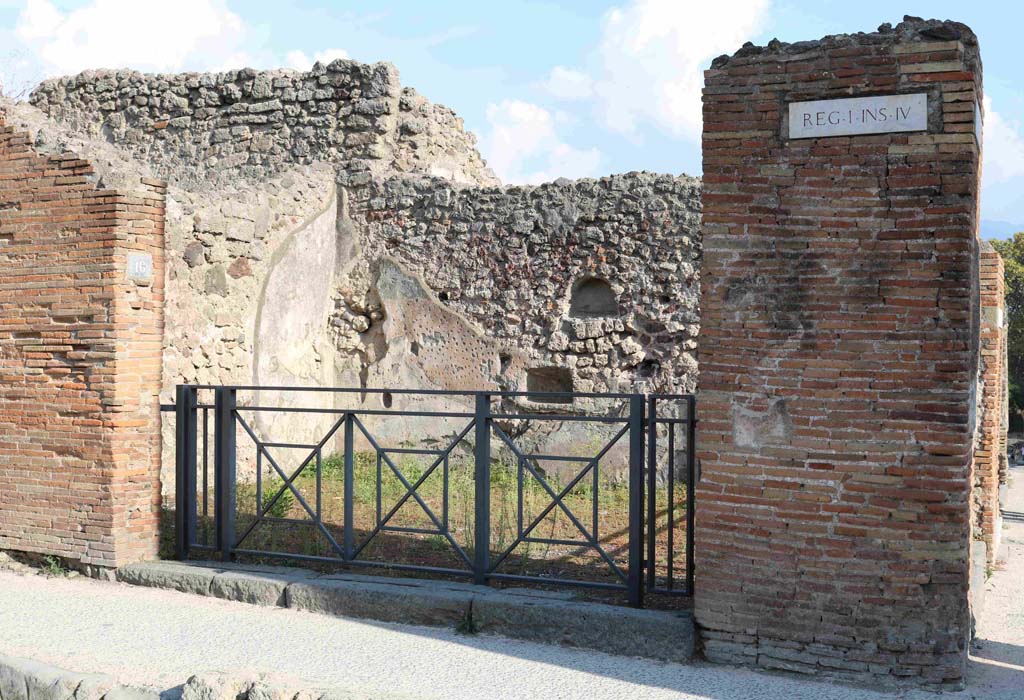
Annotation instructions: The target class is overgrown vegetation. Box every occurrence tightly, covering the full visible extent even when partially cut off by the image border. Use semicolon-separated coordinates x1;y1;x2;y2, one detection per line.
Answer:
41;555;67;577
183;447;687;590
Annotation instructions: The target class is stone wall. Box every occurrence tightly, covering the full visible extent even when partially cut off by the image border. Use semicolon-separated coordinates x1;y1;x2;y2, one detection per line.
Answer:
697;18;983;688
340;172;701;397
29;62;497;188
26;63;702;487
974;242;1007;565
0;108;165;567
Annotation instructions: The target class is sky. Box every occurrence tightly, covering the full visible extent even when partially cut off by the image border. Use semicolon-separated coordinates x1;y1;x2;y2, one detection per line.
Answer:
0;0;1022;237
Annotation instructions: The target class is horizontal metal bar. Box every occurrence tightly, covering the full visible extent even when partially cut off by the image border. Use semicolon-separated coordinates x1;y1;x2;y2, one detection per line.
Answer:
380;447;447;455
260;442;320;450
521;536;594;548
651;418;696;425
345;559;474;577
228;549;473;577
194;386;482;397
380;525;444;535
520;453;596;462
189;544;216;551
490;413;629;423
238;406;475;419
187;385;646;400
493;390;638;400
486;572;627;592
257;516;316;526
161;403;214;411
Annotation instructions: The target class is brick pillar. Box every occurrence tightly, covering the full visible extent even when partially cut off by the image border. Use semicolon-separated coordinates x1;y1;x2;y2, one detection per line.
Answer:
974;242;1006;564
697;19;982;688
0;116;165;568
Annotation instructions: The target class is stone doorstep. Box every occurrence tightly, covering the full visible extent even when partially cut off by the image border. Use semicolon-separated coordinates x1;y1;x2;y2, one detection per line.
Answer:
0;654;413;700
115;561;696;664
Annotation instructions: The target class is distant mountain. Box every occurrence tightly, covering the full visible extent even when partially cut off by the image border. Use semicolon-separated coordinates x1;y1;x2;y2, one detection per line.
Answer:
981;219;1024;240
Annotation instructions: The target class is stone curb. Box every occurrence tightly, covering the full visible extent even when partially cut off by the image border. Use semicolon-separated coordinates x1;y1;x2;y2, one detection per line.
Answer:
115;561;695;664
0;654;415;700
0;654;151;700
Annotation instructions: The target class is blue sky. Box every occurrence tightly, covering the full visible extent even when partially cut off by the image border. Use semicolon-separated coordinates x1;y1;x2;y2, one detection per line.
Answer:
2;0;1022;237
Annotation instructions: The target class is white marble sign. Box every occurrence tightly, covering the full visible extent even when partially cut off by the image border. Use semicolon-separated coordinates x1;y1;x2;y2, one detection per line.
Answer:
788;93;927;139
126;252;153;282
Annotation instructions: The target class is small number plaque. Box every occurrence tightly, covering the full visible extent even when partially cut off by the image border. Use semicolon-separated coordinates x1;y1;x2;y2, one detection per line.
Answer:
127;252;153;282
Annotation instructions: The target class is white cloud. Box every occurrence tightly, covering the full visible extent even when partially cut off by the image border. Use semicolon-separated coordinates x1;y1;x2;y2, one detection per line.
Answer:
16;0;249;76
552;0;770;142
543;66;594;100
481;99;601;185
285;48;350;71
982;96;1024;186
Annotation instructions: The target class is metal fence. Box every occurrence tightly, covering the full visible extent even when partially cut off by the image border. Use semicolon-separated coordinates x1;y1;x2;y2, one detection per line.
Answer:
165;385;695;608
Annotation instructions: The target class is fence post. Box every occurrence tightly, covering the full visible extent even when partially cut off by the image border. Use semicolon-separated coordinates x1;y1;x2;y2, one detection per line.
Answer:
646;395;657;593
343;412;355;561
474;393;491;585
686;394;697;596
628;394;645;608
214;387;237;562
174;385;198;560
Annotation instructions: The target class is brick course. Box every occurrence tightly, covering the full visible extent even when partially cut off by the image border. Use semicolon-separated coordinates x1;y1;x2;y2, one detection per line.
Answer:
973;242;1006;565
696;18;983;687
0;112;165;568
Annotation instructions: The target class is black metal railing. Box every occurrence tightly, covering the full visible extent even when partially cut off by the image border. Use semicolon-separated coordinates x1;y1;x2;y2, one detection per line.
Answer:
163;385;695;607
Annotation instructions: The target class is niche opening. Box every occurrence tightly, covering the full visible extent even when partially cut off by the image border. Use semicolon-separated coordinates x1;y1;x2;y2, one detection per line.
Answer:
569;277;618;318
526;366;573;403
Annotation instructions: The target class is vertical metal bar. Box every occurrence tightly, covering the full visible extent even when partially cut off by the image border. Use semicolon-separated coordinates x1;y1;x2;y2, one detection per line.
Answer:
343;413;354;560
627;394;645;608
686;395;697;596
517;456;524;536
646;395;657;592
174;385;197;560
668;420;675;590
214;387;237;562
256;447;262;511
202;406;209;520
474;393;491;585
592;454;599;544
443;454;450;532
375;451;382;527
316;449;322;521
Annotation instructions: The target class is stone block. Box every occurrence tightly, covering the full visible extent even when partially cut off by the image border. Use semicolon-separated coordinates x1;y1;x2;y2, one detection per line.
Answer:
115;561;221;596
286;575;471;626
477;592;695;663
209;567;316;607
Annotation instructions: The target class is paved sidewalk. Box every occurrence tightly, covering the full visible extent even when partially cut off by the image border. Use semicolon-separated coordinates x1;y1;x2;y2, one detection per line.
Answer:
0;466;1021;699
966;460;1024;699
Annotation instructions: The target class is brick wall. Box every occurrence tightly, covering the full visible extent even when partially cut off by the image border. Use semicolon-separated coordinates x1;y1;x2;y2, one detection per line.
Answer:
974;242;1006;564
696;19;982;687
0;113;165;568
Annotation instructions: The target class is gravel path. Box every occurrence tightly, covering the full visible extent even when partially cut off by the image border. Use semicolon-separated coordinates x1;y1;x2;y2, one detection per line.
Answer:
0;466;1022;699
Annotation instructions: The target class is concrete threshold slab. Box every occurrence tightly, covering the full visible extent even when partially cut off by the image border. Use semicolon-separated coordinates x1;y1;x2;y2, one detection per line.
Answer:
116;561;695;664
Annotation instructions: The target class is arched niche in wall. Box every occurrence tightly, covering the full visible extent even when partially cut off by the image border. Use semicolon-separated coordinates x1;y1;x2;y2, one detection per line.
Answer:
569;277;618;318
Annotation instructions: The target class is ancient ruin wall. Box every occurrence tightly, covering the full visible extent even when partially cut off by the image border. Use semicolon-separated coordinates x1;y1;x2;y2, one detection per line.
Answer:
0;108;165;568
340;173;701;397
974;242;1007;565
697;18;982;688
29;62;498;188
26;64;702;487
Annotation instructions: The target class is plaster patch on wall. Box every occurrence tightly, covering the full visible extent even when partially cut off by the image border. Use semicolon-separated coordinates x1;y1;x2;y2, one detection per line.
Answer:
732;398;793;448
